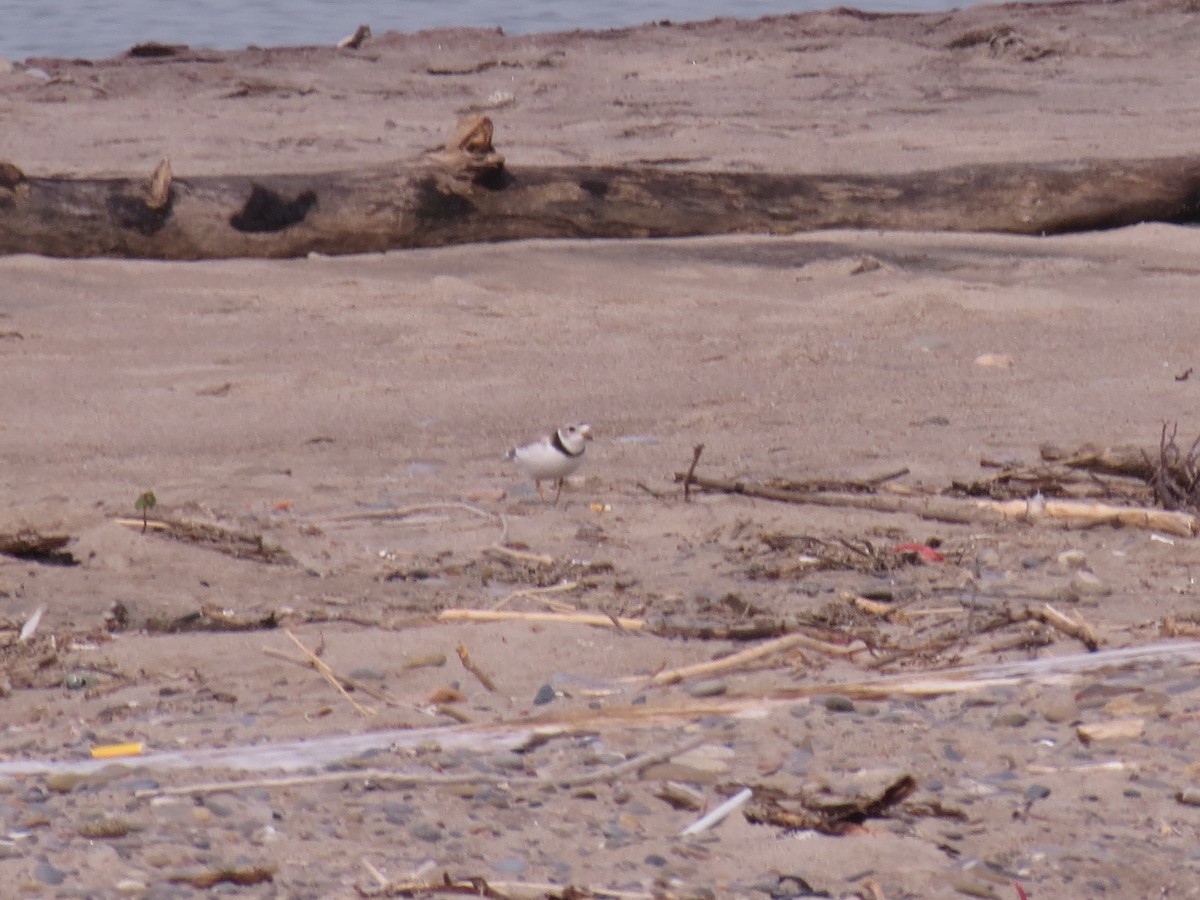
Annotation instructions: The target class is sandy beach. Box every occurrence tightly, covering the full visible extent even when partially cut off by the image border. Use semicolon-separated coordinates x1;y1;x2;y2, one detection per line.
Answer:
3;0;1200;896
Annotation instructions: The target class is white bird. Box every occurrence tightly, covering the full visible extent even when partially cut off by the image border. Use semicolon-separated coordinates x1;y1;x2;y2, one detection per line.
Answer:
504;423;593;504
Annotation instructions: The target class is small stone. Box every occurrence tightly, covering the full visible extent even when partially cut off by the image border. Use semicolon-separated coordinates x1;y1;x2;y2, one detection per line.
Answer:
640;744;734;784
1104;691;1170;717
975;548;1002;572
1068;570;1111;599
532;684;556;705
1024;784;1051;801
822;695;856;713
410;822;443;843
993;711;1029;728
382;802;413;826
1036;689;1078;724
644;853;668;867
1077;718;1145;743
348;667;385;681
1056;549;1087;570
44;772;85;794
33;860;67;886
492;857;528;875
686;679;727;698
1176;787;1200;807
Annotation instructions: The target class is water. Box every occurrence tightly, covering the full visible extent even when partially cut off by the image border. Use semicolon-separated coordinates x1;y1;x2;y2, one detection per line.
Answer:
1;0;984;62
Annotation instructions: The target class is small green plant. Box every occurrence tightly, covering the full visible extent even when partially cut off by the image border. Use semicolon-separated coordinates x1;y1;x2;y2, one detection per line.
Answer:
134;490;157;534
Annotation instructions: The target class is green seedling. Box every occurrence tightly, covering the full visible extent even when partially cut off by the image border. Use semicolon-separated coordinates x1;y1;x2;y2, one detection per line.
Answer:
134;490;157;534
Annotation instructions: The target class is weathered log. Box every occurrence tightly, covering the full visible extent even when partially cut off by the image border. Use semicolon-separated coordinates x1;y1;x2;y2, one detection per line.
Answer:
3;119;1200;259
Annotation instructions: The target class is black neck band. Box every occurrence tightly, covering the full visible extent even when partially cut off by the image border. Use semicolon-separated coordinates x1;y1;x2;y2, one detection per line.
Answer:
552;430;584;457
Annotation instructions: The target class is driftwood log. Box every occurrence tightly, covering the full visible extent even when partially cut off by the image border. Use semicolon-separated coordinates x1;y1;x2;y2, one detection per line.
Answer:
3;117;1200;260
674;471;1200;537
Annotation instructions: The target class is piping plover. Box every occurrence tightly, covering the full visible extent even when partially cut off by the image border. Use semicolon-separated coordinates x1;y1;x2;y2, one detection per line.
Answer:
505;423;593;504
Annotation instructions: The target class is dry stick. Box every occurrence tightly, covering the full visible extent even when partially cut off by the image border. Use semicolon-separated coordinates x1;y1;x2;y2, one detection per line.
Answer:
491;580;579;612
137;733;710;799
679;786;753;836
682;444;705;502
262;647;408;709
456;643;498;693
1024;602;1101;651
281;629;376;717
675;471;1199;537
439;608;646;631
630;631;862;688
484;545;556;567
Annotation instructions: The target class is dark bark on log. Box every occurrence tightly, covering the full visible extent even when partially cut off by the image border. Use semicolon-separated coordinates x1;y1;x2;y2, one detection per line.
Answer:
3;146;1200;260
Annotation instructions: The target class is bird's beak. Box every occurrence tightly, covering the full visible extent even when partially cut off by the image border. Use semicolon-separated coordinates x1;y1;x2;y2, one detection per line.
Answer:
580;425;594;441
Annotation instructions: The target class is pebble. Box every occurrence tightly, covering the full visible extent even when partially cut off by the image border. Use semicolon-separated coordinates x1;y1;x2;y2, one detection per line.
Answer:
1104;691;1169;716
410;822;444;843
822;695;856;713
1024;784;1051;801
1076;718;1145;743
686;679;727;698
1056;549;1088;570
382;802;413;826
641;744;733;784
33;860;67;886
992;711;1029;728
44;773;86;794
1176;787;1200;807
532;684;556;705
492;856;528;875
1068;570;1111;598
1036;689;1078;724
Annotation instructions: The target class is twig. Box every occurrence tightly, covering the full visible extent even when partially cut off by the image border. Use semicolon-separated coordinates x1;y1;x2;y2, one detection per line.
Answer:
281;629;376;716
636;481;668;499
553;733;709;788
483;545;555;567
492;580;579;612
456;643;498;693
438;608;646;631
631;630;862;688
262;647;406;708
138;734;712;799
682;444;705;502
1024;602;1101;651
679;786;752;835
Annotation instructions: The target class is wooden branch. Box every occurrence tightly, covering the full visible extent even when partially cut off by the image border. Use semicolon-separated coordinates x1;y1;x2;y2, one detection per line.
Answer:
5;119;1200;259
631;631;862;688
1040;442;1157;479
280;629;376;716
675;472;1199;536
437;608;646;631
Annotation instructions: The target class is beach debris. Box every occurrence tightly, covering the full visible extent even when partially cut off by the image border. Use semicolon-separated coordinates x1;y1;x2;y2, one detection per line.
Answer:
18;604;45;642
456;643;498;693
90;742;144;760
679;785;752;835
1076;718;1145;743
116;514;296;564
337;24;371;49
0;529;77;565
144;158;172;210
744;773;917;835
